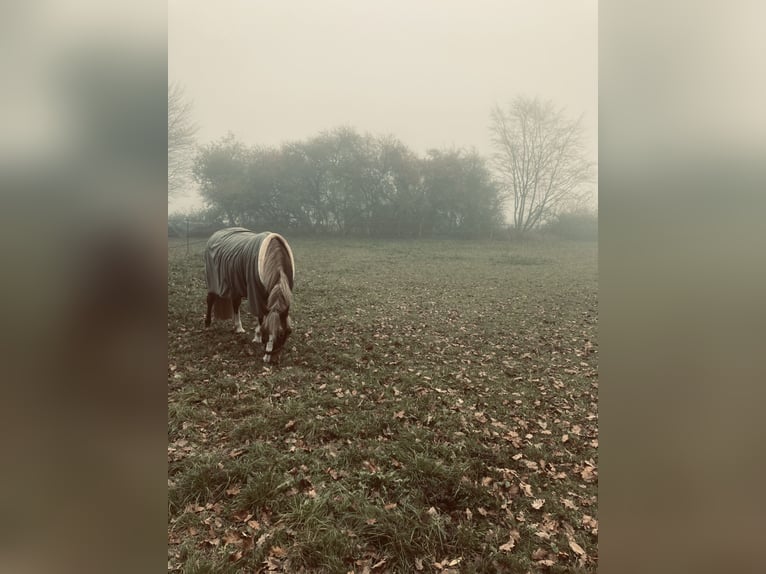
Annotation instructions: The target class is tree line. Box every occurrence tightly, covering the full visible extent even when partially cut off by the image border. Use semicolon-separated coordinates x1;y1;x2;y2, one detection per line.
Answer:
169;88;596;239
191;127;504;239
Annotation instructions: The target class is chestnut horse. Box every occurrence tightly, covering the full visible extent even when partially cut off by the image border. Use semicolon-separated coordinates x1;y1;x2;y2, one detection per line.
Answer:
204;227;294;362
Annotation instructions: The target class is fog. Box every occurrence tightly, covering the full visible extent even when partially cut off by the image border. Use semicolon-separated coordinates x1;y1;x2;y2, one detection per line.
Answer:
169;0;597;213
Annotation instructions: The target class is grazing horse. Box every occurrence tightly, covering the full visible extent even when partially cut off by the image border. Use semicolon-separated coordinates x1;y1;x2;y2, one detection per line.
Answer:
204;227;295;363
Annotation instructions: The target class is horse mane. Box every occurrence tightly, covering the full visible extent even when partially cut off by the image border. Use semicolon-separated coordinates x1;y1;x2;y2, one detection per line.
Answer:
260;237;293;335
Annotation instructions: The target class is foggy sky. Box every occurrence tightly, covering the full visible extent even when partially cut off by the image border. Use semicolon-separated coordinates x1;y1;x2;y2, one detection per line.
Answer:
169;0;597;212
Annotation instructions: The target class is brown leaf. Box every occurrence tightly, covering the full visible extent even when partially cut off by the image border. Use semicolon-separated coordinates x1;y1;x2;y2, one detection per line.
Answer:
415;557;425;570
384;502;398;510
270;546;287;558
581;466;597;482
233;510;253;522
569;540;586;556
284;419;296;431
499;529;519;552
223;531;242;547
531;498;545;509
582;514;598;533
519;482;533;497
562;498;577;510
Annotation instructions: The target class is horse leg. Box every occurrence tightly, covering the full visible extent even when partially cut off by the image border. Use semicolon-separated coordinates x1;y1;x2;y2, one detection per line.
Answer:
253;320;262;344
233;297;245;333
204;293;215;327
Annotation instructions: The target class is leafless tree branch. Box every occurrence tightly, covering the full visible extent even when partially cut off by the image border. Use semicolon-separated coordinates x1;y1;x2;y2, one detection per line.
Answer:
490;96;595;231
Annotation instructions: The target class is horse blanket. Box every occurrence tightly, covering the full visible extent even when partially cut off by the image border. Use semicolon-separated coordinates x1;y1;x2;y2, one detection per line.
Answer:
204;227;295;318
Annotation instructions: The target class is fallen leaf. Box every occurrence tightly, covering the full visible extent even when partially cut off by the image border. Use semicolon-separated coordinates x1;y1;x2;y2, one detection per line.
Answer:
531;498;545;509
384;502;398;510
284;419;296;431
569;540;586;556
562;498;577;510
519;482;533;497
415;557;424;571
223;531;242;547
582;514;598;533
581;466;597;482
499;529;520;552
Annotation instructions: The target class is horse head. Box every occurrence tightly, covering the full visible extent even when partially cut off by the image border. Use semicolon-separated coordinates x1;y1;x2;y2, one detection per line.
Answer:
261;310;292;363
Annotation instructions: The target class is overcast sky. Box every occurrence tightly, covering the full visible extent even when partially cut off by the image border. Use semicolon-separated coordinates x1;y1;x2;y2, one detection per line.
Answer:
169;0;597;212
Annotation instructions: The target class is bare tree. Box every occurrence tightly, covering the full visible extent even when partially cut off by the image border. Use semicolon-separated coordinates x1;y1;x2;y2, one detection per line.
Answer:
490;96;595;232
168;82;198;197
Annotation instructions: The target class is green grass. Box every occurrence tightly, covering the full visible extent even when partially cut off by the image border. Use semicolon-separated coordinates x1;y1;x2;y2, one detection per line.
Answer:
168;237;598;572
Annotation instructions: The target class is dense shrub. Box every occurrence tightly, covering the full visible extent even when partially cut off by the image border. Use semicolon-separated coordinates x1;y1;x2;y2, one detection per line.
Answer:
544;210;598;240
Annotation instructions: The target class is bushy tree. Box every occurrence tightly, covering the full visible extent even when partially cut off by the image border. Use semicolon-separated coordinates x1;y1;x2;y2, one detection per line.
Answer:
191;128;504;238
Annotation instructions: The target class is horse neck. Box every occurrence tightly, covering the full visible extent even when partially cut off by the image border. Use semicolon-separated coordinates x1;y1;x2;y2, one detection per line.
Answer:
266;270;291;313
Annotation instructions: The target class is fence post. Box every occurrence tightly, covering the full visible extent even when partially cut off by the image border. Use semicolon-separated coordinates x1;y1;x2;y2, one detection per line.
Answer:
186;218;190;254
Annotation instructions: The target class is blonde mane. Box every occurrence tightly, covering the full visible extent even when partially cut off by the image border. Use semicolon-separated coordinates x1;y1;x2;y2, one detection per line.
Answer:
259;235;294;344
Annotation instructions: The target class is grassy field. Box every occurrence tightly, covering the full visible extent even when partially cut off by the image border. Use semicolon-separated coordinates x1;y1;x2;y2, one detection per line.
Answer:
168;236;598;573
